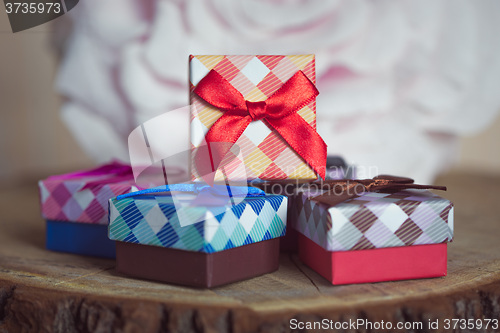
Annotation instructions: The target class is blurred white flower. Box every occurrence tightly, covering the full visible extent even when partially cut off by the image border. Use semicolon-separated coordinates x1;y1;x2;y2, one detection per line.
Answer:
56;0;500;183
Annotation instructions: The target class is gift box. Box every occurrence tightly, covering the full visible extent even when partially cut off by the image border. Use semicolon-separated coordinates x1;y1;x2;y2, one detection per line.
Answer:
108;184;287;287
293;176;454;284
38;161;140;258
189;54;327;182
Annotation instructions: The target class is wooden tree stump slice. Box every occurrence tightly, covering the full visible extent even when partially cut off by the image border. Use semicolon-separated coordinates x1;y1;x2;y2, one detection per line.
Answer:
0;172;499;332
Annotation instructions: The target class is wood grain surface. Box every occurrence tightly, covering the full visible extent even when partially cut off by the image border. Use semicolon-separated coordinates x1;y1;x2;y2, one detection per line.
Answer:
0;172;499;333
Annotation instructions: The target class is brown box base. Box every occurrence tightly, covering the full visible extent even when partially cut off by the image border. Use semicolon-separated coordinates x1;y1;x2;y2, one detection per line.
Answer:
279;226;298;252
116;239;280;288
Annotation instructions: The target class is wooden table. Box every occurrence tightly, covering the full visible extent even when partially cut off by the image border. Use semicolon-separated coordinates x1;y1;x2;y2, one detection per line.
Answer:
0;172;499;332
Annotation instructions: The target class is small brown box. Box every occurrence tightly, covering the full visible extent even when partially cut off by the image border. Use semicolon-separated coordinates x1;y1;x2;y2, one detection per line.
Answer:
116;238;280;288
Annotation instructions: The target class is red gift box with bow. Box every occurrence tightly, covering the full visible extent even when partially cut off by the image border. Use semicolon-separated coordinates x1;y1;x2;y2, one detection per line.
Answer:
189;55;326;182
294;176;453;285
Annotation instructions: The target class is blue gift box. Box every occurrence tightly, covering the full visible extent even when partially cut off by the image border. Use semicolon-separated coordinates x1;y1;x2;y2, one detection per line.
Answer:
108;187;288;253
38;161;141;259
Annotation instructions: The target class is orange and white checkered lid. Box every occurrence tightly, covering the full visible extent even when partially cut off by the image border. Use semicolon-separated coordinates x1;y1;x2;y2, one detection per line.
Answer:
190;55;317;181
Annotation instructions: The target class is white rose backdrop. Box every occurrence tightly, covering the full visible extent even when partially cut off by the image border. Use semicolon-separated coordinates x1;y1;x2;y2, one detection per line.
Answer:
56;0;500;183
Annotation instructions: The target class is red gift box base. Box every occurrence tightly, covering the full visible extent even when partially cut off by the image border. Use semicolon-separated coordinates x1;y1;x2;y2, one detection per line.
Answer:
298;234;447;285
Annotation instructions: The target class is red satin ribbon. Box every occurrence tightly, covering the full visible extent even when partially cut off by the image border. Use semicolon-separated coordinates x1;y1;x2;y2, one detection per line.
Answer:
193;70;327;179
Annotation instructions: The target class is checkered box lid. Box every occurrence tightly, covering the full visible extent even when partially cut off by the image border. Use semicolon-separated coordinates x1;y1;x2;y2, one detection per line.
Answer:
293;189;454;252
190;55;318;181
109;192;288;253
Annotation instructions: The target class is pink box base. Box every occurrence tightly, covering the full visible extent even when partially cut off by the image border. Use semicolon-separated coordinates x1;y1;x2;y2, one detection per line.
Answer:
298;234;447;285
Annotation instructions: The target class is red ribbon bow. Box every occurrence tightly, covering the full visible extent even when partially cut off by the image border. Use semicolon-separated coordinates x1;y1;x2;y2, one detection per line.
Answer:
193;69;327;179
